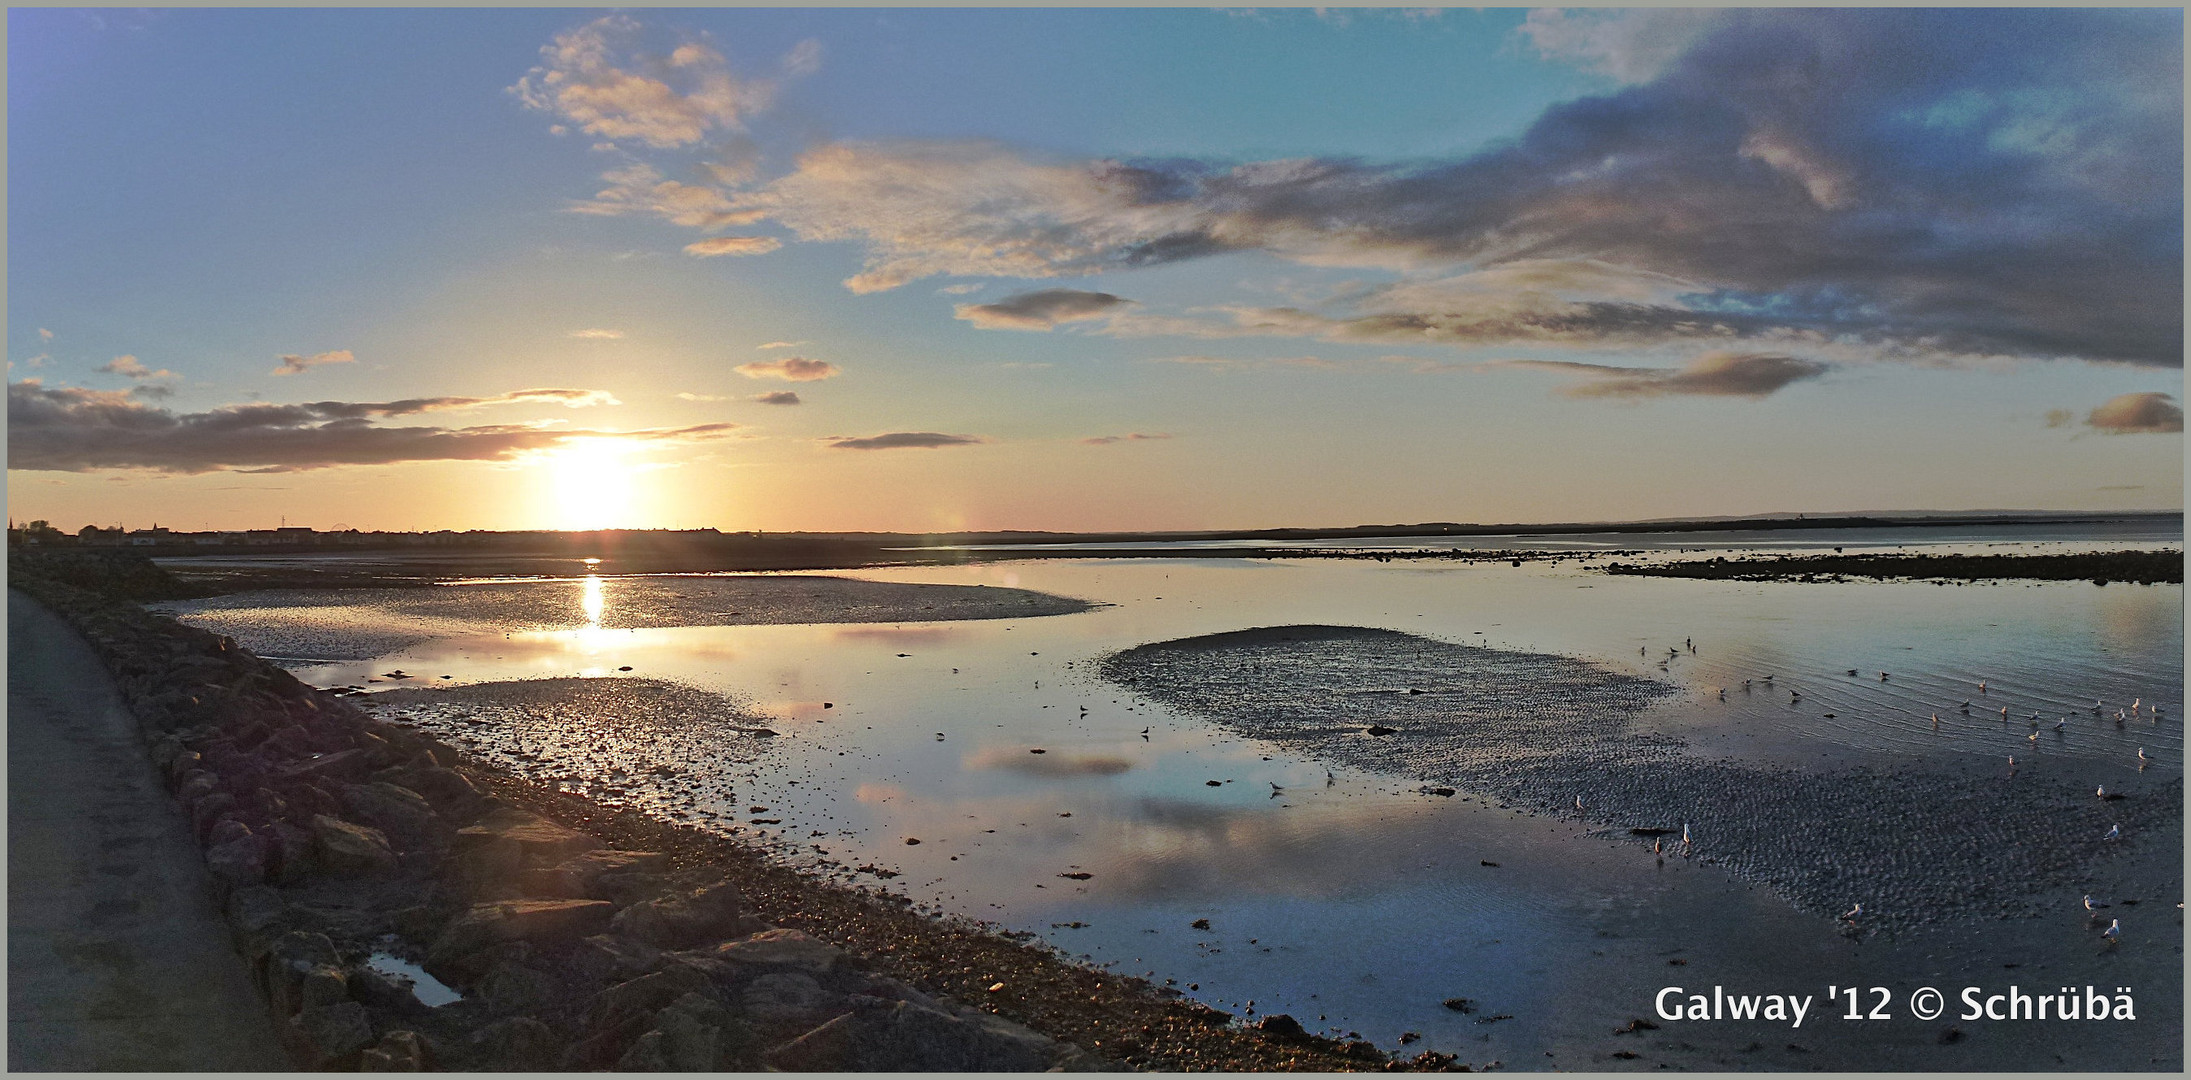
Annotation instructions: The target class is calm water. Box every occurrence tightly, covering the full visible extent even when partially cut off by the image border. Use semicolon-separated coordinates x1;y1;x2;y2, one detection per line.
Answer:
169;541;2185;1066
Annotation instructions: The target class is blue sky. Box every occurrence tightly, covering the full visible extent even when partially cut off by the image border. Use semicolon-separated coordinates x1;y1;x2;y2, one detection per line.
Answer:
9;8;2183;532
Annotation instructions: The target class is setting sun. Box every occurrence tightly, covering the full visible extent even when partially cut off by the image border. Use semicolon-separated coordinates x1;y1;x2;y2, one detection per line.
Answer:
540;439;640;531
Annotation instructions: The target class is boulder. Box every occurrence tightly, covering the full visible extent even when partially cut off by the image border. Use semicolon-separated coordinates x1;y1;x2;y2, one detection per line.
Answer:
206;832;267;888
701;928;845;976
478;959;557;1015
286;1001;375;1069
524;849;666;900
586;964;718;1030
278;748;371;784
359;1029;426;1071
309;814;399;876
740;971;845;1029
427;898;616;966
465;1016;562;1072
608;882;756;949
338;781;442;851
265;820;316;883
454;808;603;889
570;933;664;986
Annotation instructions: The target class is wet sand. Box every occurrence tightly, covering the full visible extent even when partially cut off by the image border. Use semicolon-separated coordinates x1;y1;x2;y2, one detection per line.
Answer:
1101;626;2182;932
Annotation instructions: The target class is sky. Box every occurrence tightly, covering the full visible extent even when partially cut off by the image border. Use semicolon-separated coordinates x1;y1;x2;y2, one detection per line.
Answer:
7;7;2184;534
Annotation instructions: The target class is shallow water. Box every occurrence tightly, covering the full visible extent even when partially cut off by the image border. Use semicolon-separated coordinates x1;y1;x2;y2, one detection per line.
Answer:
170;549;2184;1067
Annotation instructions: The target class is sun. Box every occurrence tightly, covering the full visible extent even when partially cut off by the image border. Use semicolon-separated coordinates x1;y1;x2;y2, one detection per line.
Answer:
541;438;640;531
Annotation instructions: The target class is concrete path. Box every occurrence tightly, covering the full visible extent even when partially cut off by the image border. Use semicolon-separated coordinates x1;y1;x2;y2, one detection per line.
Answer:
8;590;290;1070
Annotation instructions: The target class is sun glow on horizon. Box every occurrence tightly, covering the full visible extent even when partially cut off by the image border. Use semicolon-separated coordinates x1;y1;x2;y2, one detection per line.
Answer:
539;439;647;531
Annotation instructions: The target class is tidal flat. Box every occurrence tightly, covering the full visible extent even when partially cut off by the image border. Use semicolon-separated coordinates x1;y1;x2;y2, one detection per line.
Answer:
162;546;2184;1070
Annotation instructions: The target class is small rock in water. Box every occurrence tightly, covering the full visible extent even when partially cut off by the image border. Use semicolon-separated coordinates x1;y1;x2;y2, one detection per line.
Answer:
1443;997;1477;1013
1365;725;1398;737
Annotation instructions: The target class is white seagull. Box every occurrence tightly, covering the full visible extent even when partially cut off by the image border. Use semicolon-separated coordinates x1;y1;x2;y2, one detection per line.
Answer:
2053;717;2067;731
2138;747;2150;764
1841;903;1862;921
2101;919;2121;942
2104;824;2121;841
2084;894;2109;912
1574;795;1585;811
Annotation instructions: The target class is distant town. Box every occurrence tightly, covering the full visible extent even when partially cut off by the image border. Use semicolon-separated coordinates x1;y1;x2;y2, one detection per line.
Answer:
6;521;738;551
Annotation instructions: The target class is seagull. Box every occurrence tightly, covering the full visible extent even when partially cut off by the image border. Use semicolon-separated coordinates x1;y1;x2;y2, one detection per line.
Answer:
2001;706;2010;720
1931;713;1940;728
1847;669;1859;677
1791;690;1802;702
2007;755;2017;768
1270;781;1284;792
1762;674;1775;683
1841;903;1862;921
2097;785;2108;799
1960;700;1972;710
2094;699;2105;712
1880;672;1890;682
2027;731;2040;745
1978;681;1987;693
2084;894;2110;912
1718;688;1727;701
1652;837;1663;855
1681;823;1692;848
2138;747;2150;764
2131;697;2140;712
2053;717;2067;731
2101;919;2121;942
2104;824;2121;841
1574;795;1585;811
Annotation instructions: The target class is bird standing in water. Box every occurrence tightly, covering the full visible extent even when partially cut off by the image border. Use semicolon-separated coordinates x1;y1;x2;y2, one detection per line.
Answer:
2101;919;2121;942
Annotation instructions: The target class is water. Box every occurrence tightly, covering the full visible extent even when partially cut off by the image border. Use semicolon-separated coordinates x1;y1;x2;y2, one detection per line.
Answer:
364;951;463;1008
162;540;2184;1066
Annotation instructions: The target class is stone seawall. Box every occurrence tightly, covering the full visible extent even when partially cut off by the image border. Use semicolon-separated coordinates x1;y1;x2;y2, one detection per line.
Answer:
7;569;1124;1072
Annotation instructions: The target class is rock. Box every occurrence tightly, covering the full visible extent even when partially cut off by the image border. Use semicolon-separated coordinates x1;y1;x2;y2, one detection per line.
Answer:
525;849;667;900
377;763;480;812
176;768;219;802
466;1016;562;1071
189;792;236;840
278;748;371;784
699;928;844;975
205;832;267;888
263;930;341;1015
614;1030;671;1071
208;818;253;847
309;814;399;876
286;1001;375;1069
571;933;664;985
455;808;603;891
256;820;312;882
647;992;751;1071
427;898;616;966
225;885;288;937
1256;1014;1308;1040
338;781;443;851
479;959;557;1015
764;998;1056;1072
609;882;756;949
299;965;350;1010
359;1029;426;1071
349;964;427;1016
587;964;718;1030
740;971;843;1028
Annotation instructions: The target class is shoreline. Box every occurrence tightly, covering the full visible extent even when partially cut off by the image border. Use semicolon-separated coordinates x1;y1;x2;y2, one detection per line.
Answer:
6;560;1459;1071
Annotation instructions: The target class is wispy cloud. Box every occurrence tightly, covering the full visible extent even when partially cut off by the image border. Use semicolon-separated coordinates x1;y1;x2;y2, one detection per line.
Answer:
8;382;723;474
271;349;356;376
825;431;986;450
570;328;626;340
1082;432;1172;445
735;356;840;381
752;390;801;405
684;235;783;257
2086;392;2184;434
756;340;808;350
37;328;54;342
954;288;1133;330
1502;352;1830;399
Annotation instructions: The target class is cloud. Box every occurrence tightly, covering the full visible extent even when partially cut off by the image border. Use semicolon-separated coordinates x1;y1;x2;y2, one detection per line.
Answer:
683;11;2178;366
675;392;728;402
2085;392;2184;434
98;355;178;380
7;381;730;474
271;349;356;376
937;283;985;295
752;391;801;405
37;328;53;341
572;163;763;229
964;746;1134;777
683;235;783;257
570;328;626;340
953;288;1134;330
825;432;986;450
1505;352;1830;399
1082;432;1172;445
735;357;839;382
511;14;772;149
757;340;808;350
781;38;823;78
2044;408;2076;428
